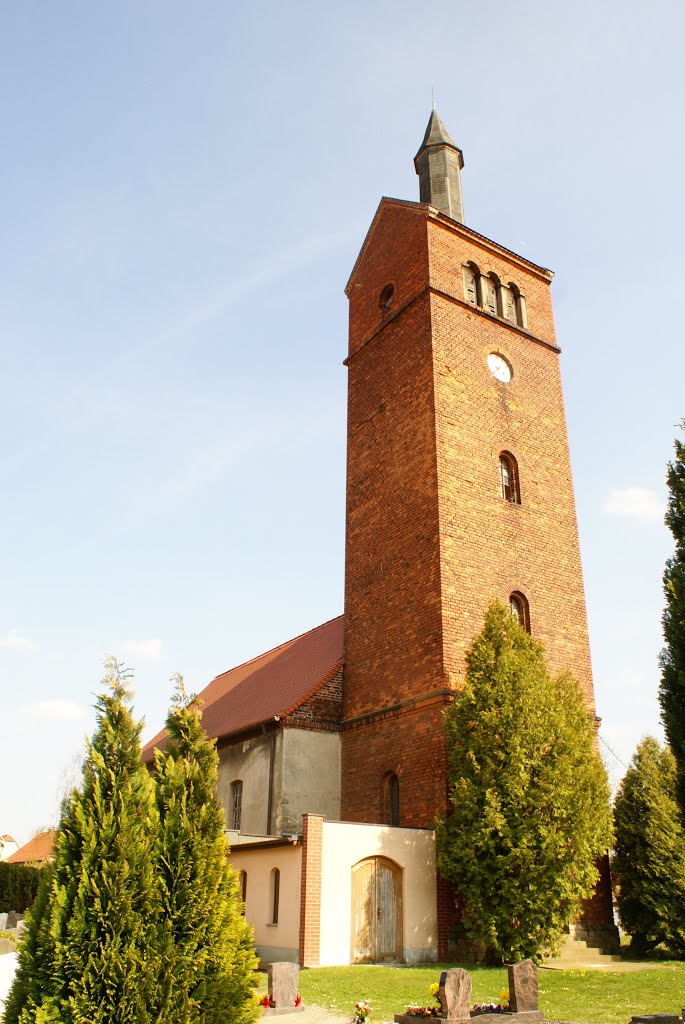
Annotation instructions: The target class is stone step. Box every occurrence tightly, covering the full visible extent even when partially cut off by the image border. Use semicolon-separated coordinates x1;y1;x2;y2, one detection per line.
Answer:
545;934;622;968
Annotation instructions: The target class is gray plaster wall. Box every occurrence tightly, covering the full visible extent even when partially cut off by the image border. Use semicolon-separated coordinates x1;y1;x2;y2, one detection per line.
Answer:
217;732;274;835
217;727;341;837
275;729;341;834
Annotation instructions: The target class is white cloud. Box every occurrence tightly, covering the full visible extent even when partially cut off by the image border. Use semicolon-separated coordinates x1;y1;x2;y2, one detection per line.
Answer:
0;628;32;650
21;699;88;722
603;487;665;522
123;637;164;662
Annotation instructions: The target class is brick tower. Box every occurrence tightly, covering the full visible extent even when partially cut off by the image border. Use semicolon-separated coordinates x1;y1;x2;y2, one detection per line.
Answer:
340;112;616;952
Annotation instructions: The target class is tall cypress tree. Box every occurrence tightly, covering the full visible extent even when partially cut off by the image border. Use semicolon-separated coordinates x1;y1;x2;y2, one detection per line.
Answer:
660;423;685;813
612;736;685;956
154;677;258;1024
436;602;612;962
5;658;162;1024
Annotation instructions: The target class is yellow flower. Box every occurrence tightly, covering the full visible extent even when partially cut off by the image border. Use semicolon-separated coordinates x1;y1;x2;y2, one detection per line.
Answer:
499;988;510;1008
428;983;440;998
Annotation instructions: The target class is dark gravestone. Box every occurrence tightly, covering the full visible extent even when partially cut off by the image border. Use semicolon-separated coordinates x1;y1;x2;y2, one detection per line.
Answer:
439;967;472;1022
266;961;303;1015
508;960;538;1013
5;911;18;929
630;1017;679;1024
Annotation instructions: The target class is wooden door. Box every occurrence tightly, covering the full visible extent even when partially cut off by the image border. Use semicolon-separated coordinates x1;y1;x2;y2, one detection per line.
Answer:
351;857;403;963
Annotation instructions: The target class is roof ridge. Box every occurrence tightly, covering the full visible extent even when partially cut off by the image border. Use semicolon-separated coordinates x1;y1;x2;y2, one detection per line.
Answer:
209;613;344;683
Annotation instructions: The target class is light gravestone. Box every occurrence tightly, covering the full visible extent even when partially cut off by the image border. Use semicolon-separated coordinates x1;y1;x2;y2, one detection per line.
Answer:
0;913;7;930
264;961;304;1016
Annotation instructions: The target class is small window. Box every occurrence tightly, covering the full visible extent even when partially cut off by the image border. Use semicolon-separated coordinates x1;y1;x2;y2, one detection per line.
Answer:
270;868;280;925
239;870;247;913
508;283;527;328
510;592;530;633
230;780;243;831
485;274;501;316
499;452;520;504
379;283;395;313
389;775;400;827
463;262;480;306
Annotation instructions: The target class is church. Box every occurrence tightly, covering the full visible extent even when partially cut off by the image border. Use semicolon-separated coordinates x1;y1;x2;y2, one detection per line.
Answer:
144;110;618;967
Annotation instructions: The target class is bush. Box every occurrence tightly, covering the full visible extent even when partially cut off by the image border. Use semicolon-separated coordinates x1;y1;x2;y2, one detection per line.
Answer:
0;862;45;913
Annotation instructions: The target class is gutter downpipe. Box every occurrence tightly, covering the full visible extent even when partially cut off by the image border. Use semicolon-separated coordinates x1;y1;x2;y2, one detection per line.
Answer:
261;718;279;835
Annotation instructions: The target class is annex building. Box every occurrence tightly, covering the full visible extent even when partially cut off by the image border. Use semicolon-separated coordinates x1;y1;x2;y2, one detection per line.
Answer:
144;110;618;967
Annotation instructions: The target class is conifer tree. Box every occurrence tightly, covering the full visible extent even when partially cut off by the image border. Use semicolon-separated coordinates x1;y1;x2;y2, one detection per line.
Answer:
612;736;685;956
5;658;162;1024
436;602;612;962
659;423;685;813
154;676;258;1024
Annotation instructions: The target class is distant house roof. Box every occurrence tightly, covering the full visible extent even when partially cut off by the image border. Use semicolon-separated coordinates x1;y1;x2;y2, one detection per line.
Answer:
8;829;55;864
142;615;344;761
1;835;16;843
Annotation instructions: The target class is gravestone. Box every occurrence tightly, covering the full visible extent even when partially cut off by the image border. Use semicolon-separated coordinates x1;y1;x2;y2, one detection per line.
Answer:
6;911;18;929
0;913;7;930
630;1017;679;1024
439;967;472;1022
16;920;27;937
508;960;538;1013
265;961;303;1015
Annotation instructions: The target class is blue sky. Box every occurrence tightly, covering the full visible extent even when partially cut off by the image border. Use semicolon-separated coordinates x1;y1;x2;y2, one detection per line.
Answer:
2;0;683;844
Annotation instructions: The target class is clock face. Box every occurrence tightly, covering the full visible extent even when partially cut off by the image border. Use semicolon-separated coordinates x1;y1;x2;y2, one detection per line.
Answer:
487;352;512;383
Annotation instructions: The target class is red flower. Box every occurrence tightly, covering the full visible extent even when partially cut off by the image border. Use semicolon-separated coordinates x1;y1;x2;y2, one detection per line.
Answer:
295;995;302;1006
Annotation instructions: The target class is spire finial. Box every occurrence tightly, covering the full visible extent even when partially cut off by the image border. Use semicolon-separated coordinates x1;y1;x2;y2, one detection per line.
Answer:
414;108;465;224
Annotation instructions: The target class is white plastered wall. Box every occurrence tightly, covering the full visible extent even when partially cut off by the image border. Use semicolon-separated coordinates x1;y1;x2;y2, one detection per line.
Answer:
229;842;302;964
318;820;437;966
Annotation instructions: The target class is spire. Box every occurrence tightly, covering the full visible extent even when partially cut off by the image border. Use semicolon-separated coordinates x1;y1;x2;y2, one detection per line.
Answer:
414;109;465;224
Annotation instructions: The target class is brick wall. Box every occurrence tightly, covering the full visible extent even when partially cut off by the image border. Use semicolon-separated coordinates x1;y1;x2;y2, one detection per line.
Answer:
299;813;323;967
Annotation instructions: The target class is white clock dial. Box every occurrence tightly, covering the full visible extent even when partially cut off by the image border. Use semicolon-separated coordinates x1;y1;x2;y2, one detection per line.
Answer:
487;353;512;383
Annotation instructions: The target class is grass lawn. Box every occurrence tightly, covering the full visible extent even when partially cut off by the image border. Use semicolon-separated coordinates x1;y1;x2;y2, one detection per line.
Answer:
257;961;685;1023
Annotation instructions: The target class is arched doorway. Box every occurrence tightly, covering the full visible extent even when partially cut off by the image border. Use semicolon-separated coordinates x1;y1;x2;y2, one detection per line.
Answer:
351;856;403;963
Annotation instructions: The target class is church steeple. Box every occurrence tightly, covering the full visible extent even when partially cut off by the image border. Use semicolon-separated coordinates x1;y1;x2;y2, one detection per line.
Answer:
414;109;465;224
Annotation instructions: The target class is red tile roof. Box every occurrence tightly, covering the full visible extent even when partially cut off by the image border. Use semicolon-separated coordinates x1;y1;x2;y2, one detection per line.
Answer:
8;829;55;864
142;615;344;761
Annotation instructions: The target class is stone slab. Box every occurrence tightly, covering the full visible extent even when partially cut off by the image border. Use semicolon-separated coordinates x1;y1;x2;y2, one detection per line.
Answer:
264;1007;305;1016
268;961;300;1010
473;1014;543;1024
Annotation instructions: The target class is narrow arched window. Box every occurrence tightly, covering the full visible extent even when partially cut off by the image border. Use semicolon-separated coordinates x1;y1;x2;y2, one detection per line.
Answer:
502;283;517;324
230;780;243;831
484;274;501;316
510;592;530;633
270;868;280;924
379;283;395;314
499;452;520;504
239;870;247;913
508;283;527;328
389;774;400;827
463;262;480;307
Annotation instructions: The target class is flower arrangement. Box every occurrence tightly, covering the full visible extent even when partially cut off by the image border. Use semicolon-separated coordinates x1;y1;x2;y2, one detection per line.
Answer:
472;988;510;1015
404;1007;439;1018
351;999;372;1023
259;994;272;1008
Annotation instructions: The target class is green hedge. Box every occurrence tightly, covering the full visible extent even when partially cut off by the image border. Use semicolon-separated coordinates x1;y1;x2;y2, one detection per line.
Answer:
0;862;46;913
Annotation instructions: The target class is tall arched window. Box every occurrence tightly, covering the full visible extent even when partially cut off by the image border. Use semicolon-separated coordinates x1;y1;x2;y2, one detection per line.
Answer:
499;452;520;504
507;283;527;328
379;283;395;314
463;262;481;307
239;870;247;913
230;780;243;831
270;868;280;925
382;771;400;826
509;591;530;633
484;273;501;316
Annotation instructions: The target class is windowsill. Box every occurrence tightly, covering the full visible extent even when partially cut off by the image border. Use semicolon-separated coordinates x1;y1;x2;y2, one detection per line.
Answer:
266;922;279;928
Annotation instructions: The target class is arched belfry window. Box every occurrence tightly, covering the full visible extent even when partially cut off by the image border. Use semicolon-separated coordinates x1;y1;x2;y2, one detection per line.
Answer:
510;592;530;633
499;452;521;504
507;283;527;328
463;262;481;307
484;273;501;316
